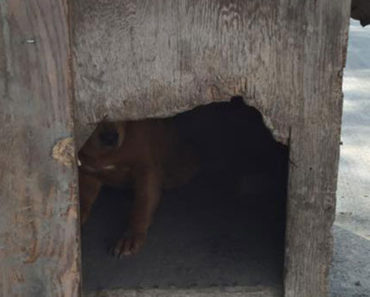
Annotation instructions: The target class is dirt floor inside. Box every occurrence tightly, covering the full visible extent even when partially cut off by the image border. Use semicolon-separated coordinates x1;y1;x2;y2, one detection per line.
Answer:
81;169;286;292
80;99;288;293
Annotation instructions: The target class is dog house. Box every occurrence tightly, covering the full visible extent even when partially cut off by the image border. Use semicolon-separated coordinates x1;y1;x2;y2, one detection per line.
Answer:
0;1;352;297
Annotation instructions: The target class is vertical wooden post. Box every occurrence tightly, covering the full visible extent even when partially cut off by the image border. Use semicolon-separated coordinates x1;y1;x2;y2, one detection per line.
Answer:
0;1;81;297
284;1;351;296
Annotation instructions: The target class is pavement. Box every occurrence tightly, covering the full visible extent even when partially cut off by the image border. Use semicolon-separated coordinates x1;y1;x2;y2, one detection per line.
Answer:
330;20;370;297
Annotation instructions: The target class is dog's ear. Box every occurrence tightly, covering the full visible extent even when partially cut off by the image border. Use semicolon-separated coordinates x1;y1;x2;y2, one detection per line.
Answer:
79;121;127;158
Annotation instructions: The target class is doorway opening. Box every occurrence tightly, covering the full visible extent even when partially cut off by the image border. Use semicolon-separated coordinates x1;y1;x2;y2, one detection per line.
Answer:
79;97;288;296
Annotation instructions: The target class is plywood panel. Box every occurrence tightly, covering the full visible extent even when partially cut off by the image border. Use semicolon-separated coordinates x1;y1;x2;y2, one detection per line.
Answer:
71;0;350;145
71;0;297;145
72;1;351;296
0;1;81;297
284;0;351;296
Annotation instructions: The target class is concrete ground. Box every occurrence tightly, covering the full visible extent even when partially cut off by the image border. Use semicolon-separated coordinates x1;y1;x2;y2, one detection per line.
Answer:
330;20;370;297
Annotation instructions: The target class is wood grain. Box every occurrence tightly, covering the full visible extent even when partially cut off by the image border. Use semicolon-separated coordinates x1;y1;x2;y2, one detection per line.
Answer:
0;0;351;296
72;1;351;296
0;1;81;297
284;0;351;295
72;0;297;147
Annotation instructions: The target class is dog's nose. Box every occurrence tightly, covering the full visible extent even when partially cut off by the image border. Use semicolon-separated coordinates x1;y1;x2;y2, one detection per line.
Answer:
99;130;119;147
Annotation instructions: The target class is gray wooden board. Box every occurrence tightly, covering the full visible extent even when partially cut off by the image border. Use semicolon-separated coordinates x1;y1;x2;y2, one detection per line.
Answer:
0;1;81;297
0;0;351;296
72;1;351;296
71;0;347;147
283;1;350;296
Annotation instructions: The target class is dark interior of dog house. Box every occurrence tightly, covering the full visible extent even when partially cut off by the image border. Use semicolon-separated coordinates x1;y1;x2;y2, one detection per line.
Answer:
79;97;289;293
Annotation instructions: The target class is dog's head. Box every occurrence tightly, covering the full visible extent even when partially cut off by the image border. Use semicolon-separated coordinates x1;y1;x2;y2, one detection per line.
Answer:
97;121;126;149
84;121;126;152
78;121;127;171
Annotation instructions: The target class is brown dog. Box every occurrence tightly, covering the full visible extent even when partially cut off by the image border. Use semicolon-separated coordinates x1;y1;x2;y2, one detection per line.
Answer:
78;118;198;257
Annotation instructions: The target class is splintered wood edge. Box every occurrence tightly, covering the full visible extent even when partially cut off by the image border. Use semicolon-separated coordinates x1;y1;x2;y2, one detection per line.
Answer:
52;137;76;167
84;286;282;297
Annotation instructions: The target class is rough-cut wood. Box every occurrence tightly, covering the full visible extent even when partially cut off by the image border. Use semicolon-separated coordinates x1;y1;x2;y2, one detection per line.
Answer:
71;0;300;147
284;0;351;296
72;1;351;297
0;1;81;297
0;0;350;296
84;286;282;297
71;0;351;146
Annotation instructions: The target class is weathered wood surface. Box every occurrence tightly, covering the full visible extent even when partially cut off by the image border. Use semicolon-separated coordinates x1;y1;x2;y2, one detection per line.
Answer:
72;1;351;297
283;1;351;296
71;0;351;147
70;0;298;146
0;0;350;296
285;128;341;297
0;1;81;297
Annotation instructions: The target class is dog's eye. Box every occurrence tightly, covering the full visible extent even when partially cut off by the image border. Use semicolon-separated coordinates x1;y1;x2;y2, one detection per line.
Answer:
99;130;119;147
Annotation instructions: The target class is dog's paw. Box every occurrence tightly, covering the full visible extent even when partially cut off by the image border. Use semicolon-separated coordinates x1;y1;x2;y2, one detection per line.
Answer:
112;232;147;257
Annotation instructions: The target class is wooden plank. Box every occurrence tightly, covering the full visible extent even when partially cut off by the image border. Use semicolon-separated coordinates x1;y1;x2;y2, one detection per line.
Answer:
0;1;81;297
71;0;297;147
284;0;351;296
71;1;351;296
71;0;351;147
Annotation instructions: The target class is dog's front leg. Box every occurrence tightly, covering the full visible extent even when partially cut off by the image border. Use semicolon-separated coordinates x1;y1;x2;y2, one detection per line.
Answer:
113;166;162;257
79;170;102;225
